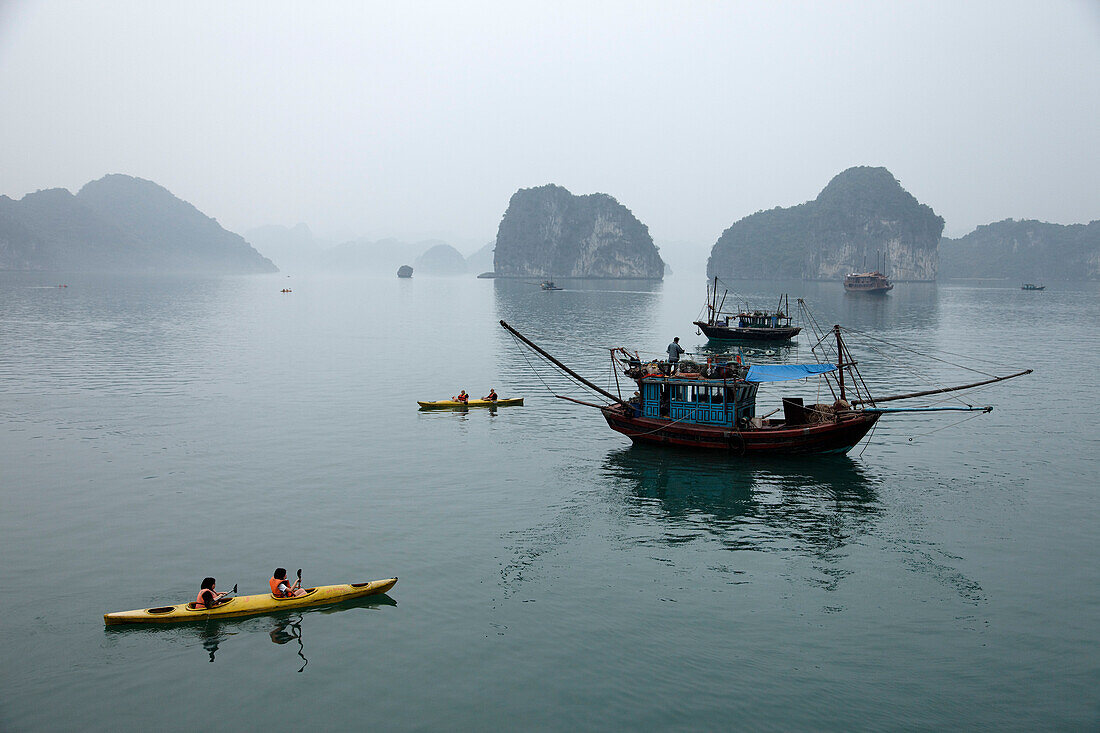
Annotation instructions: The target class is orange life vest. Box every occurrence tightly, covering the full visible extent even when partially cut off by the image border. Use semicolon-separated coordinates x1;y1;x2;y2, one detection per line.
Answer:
196;589;215;608
270;576;289;597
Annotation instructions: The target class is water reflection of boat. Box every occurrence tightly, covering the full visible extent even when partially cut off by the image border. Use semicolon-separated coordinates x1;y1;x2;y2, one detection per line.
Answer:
602;446;880;555
693;340;796;364
104;594;397;664
604;445;878;516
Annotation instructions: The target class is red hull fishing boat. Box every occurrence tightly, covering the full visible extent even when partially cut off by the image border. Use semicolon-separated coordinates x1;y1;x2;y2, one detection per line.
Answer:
499;320;1030;458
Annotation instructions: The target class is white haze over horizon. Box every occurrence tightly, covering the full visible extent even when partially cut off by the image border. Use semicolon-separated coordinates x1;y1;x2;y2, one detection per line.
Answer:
1;1;1098;264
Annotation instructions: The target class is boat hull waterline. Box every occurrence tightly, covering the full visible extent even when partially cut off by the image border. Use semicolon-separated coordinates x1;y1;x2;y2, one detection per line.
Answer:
602;404;881;455
694;322;801;341
418;398;524;409
103;578;398;625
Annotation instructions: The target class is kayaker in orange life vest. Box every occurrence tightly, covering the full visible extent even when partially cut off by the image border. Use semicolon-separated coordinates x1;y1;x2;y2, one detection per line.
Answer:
196;577;229;608
482;388;497;402
270;567;306;598
453;390;469;403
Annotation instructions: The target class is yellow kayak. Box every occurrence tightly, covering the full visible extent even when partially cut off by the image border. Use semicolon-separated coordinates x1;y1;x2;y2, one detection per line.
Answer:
103;578;397;625
417;397;523;409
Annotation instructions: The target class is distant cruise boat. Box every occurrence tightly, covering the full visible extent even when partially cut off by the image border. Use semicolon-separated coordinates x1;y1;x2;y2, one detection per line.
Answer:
1021;283;1045;291
843;271;893;293
844;251;893;293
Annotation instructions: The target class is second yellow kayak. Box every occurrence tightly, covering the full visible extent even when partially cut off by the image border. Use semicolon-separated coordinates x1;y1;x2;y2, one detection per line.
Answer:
417;397;523;409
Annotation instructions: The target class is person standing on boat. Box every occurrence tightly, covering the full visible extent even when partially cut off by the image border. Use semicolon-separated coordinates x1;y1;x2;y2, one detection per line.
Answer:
196;577;229;608
667;337;685;374
270;568;306;598
482;388;497;402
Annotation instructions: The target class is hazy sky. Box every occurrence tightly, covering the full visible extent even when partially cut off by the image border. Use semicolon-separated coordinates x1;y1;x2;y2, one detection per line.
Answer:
1;0;1098;255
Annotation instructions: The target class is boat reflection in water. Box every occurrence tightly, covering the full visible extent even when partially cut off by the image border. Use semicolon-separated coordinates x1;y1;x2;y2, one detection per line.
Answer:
601;445;881;558
105;594;397;667
692;340;800;365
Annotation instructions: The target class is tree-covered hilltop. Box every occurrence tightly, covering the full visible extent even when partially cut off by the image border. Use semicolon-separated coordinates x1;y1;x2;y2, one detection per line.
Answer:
494;184;664;279
707;167;943;281
940;219;1100;281
0;174;276;273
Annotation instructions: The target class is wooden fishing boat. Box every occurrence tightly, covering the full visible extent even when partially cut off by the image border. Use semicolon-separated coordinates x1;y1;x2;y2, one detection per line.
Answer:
418;397;524;409
693;277;800;341
104;578;398;625
499;320;1031;458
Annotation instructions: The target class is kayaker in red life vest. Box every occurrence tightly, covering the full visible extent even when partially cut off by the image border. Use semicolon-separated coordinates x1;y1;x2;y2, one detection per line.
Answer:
453;390;469;403
270;567;306;598
483;388;497;402
196;577;229;608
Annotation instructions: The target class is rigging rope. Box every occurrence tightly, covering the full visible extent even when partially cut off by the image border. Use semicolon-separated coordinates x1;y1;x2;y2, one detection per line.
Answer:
505;329;611;401
906;409;989;440
843;327;1002;377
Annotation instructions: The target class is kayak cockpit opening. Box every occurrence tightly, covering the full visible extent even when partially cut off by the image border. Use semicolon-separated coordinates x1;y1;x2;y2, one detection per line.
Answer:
272;588;318;600
185;599;233;611
350;582;372;588
146;606;176;614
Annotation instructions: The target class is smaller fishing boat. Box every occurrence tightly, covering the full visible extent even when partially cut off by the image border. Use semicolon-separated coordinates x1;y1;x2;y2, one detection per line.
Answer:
540;280;563;291
104;578;398;625
418;397;524;409
1021;283;1045;291
693;277;800;341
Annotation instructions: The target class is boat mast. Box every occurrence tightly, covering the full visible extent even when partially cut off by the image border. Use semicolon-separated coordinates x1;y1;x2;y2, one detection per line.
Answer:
834;324;846;402
499;320;627;406
708;276;716;324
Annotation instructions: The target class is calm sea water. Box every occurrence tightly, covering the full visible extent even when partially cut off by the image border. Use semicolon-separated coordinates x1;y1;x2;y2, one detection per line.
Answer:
1;271;1097;731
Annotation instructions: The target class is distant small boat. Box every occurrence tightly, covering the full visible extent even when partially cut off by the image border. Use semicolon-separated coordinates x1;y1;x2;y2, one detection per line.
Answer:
845;251;893;293
418;397;524;409
280;288;292;293
1021;283;1045;291
540;280;563;291
843;271;893;293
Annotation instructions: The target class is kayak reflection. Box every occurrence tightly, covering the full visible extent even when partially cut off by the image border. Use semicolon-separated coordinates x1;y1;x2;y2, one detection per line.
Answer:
106;593;397;667
268;615;308;673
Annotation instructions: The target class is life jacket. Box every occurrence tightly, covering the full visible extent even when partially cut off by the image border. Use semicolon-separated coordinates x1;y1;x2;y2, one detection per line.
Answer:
270;576;288;597
457;393;468;402
196;589;215;608
487;392;497;401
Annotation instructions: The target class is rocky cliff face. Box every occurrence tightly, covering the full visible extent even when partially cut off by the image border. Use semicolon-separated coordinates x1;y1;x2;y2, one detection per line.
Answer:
494;184;664;279
707;167;943;281
0;174;276;273
940;219;1100;281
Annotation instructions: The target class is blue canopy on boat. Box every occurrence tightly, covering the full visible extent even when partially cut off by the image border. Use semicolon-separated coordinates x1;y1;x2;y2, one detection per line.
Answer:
745;363;837;382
